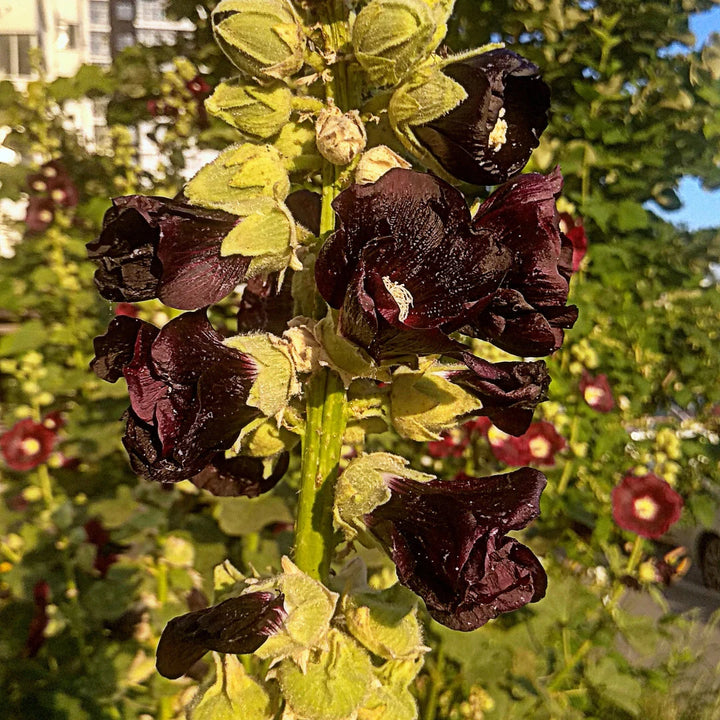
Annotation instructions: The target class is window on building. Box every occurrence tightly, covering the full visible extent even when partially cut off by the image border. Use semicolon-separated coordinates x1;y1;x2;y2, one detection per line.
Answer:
89;1;109;25
56;23;78;51
115;0;135;22
0;34;35;77
137;0;166;22
90;31;111;57
115;32;136;52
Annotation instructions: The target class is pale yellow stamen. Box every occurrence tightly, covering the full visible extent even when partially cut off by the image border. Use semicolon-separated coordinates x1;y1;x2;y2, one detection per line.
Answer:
43;166;58;178
487;425;511;447
20;438;41;455
488;107;508;152
51;189;66;202
528;436;551;459
38;210;53;223
633;495;659;521
584;386;605;406
382;276;413;322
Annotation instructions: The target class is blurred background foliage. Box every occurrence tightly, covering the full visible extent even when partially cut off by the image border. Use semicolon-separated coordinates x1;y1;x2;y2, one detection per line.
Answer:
1;0;719;718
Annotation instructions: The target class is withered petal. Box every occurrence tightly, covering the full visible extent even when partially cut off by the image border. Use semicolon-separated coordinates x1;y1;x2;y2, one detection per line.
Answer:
190;452;289;497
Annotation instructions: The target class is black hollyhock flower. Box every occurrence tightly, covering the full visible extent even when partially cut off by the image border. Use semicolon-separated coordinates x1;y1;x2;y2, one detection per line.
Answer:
91;311;261;484
445;353;550;436
86;196;249;310
236;274;295;336
156;591;287;679
364;468;547;630
465;168;577;356
315;167;576;362
413;49;550;186
190;452;289;497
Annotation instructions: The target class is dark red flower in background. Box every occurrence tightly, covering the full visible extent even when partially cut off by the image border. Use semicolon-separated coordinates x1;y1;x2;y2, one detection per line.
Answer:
24;160;79;234
84;519;127;577
114;302;139;318
364;467;548;630
411;49;551;186
612;473;683;539
91;311;263;485
558;212;588;272
156;591;287;679
474;418;566;466
87;196;249;310
24;580;50;658
1;418;57;471
579;371;614;412
25;196;55;234
186;75;211;98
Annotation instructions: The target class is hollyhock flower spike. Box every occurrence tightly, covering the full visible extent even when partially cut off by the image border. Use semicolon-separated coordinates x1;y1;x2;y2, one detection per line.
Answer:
1;418;57;471
611;472;683;539
315;166;576;362
91;311;267;485
579;371;615;412
87;196;249;310
366;468;548;630
410;49;551;185
156;591;287;679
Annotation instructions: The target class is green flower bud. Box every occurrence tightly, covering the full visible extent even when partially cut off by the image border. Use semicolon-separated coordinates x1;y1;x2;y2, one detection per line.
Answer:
315;105;367;166
185;143;290;214
205;81;292;139
212;0;306;81
352;0;447;87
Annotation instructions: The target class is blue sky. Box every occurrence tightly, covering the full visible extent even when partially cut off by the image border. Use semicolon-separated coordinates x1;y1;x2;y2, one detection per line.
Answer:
648;6;720;230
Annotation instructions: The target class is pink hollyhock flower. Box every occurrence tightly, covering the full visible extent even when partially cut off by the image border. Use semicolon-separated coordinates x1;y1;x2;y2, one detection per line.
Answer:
611;473;683;539
1;419;57;471
579;371;614;412
558;212;588;271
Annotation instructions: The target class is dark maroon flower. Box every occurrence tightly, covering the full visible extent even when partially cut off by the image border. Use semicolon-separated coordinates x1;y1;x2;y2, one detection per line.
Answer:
190;453;289;497
1;419;57;471
91;311;262;484
156;591;287;679
315;167;576;362
27;160;79;208
579;371;614;412
25;196;55;233
24;580;50;658
84;519;126;577
411;49;550;186
86;196;249;310
558;212;588;272
364;468;547;630
611;473;683;539
236;274;295;336
186;75;212;98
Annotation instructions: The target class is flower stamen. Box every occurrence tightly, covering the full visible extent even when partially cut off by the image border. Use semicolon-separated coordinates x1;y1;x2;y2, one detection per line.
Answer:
488;107;508;152
633;495;659;521
382;276;414;322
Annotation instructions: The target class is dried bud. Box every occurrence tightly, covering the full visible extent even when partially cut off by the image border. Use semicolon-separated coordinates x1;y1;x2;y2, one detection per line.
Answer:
354;145;411;184
315;105;367;166
212;0;306;81
205;81;292;139
352;0;445;87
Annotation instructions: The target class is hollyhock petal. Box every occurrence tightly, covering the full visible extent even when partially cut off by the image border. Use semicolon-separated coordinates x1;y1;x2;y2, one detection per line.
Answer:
611;473;683;539
90;316;148;383
414;49;550;185
156;591;287;679
364;468;547;630
1;419;57;471
190;452;289;497
237;274;294;335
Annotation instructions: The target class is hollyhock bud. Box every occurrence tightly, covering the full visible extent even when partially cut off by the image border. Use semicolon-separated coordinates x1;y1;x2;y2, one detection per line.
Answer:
354;145;411;184
611;473;683;539
392;49;550;185
1;418;57;471
315;105;367;166
211;0;306;81
205;80;292;139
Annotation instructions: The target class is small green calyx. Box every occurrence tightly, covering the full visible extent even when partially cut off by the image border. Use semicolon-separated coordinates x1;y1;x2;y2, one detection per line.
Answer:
188;654;277;720
205;81;292;139
390;366;482;441
212;0;306;81
277;628;374;720
353;0;447;87
333;452;434;541
185;143;290;214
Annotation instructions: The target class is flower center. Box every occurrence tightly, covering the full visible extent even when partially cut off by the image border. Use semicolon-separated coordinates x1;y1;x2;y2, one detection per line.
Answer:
488;108;508;153
38;209;53;223
20;438;41;455
487;425;510;447
32;180;46;192
382;276;413;322
583;386;605;406
632;495;659;521
43;166;58;178
51;189;66;202
528;436;551;459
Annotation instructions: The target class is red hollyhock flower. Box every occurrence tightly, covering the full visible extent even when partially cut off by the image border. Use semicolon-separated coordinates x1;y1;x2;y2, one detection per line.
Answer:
316;167;576;363
427;429;468;459
25;196;55;233
611;473;683;539
27;160;79;208
364;468;548;630
473;418;565;466
156;591;287;678
411;49;550;186
41;410;66;432
84;519;127;577
558;212;588;272
87;196;250;310
91;311;276;487
579;371;614;412
186;75;211;98
1;418;57;471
